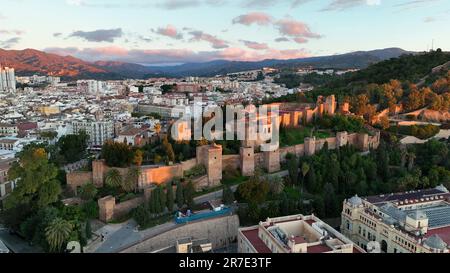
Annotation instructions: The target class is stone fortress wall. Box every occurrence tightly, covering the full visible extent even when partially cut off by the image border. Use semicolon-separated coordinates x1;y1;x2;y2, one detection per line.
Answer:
120;214;239;253
65;95;381;222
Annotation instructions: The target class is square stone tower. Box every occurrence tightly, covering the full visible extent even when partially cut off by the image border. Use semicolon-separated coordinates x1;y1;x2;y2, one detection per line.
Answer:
240;146;255;177
264;149;280;173
324;95;337;115
92;159;106;187
98;195;115;222
336;131;348;147
202;144;223;187
304;137;317;156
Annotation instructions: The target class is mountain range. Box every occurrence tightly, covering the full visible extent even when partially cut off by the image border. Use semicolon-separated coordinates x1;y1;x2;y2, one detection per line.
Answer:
0;47;410;80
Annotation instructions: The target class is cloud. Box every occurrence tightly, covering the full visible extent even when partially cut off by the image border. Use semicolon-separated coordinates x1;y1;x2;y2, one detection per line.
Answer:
0;29;25;35
188;30;229;49
394;0;439;11
0;37;21;49
293;37;308;44
69;28;123;42
53;32;63;37
321;0;380;11
157;0;201;9
44;46;310;64
275;19;321;39
275;37;290;42
232;12;273;26
240;40;269;50
423;16;436;23
153;25;183;39
138;36;152;42
241;0;312;8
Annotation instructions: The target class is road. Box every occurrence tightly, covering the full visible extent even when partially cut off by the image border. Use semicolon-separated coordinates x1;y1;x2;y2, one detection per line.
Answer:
89;170;290;253
0;228;43;253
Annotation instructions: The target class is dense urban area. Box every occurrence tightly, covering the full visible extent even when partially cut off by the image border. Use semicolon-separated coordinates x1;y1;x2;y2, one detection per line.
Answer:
0;48;449;255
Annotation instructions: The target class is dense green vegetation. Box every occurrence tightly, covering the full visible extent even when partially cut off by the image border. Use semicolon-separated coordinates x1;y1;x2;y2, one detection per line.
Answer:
271;50;450;118
279;126;331;147
1;148;96;252
274;71;342;88
237;138;450;226
389;124;440;139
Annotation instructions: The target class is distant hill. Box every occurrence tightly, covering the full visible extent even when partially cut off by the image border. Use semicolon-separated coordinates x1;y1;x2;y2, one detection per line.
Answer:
0;48;121;80
0;47;410;79
150;48;410;77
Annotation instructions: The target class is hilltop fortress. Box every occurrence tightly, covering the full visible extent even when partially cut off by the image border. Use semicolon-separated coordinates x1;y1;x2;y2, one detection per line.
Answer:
67;95;379;192
65;95;380;222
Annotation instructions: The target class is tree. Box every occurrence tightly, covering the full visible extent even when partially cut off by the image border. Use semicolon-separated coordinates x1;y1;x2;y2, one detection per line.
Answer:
237;171;270;205
45;218;73;252
176;181;184;208
300;162;310;194
101;141;134;167
184;181;195;208
132;204;151;227
133;149;143;166
162;136;176;163
323;183;338;217
222;184;234;205
166;184;175;212
78;183;98;201
123;167;140;193
57;132;89;164
104;169;123;189
5;148;61;210
268;175;284;195
287;154;299;185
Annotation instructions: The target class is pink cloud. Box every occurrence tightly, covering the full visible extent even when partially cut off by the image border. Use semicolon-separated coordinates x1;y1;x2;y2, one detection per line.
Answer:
276;19;321;39
154;25;183;39
232;12;273;26
241;40;269;50
293;37;308;44
188;30;228;49
44;46;310;64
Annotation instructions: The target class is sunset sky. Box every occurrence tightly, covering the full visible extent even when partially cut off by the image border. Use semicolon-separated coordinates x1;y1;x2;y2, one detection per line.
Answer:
1;0;449;65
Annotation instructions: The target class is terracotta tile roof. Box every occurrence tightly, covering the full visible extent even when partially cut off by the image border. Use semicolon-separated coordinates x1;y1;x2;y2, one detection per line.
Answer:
241;229;271;253
426;226;450;246
307;244;332;253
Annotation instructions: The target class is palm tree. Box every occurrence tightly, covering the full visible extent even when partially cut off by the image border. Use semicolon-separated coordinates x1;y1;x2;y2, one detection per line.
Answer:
301;162;310;195
124;166;141;193
45;218;73;252
105;168;122;188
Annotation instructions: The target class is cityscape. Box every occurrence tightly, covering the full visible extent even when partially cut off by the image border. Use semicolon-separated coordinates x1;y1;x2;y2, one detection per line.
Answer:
0;0;450;266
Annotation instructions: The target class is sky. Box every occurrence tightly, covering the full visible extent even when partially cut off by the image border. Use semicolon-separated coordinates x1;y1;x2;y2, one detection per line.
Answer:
0;0;449;65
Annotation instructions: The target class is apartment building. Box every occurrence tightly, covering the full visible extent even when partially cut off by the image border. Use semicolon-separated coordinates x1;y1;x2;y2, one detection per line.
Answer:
72;121;114;147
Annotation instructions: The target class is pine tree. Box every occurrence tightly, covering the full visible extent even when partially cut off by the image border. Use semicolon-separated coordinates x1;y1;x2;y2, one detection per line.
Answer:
222;184;234;205
166;184;175;212
184;181;195;208
176;181;184;209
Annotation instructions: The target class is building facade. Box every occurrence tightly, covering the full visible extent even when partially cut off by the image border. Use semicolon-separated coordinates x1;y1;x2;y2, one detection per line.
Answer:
238;214;364;253
0;66;16;93
341;185;450;253
72;121;114;147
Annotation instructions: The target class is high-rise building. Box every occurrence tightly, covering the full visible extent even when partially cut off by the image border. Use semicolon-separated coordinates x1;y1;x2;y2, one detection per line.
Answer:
0;66;16;93
341;185;450;253
72;121;114;147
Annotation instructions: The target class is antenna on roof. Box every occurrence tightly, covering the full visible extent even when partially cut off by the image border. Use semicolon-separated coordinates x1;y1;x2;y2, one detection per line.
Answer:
431;39;435;51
